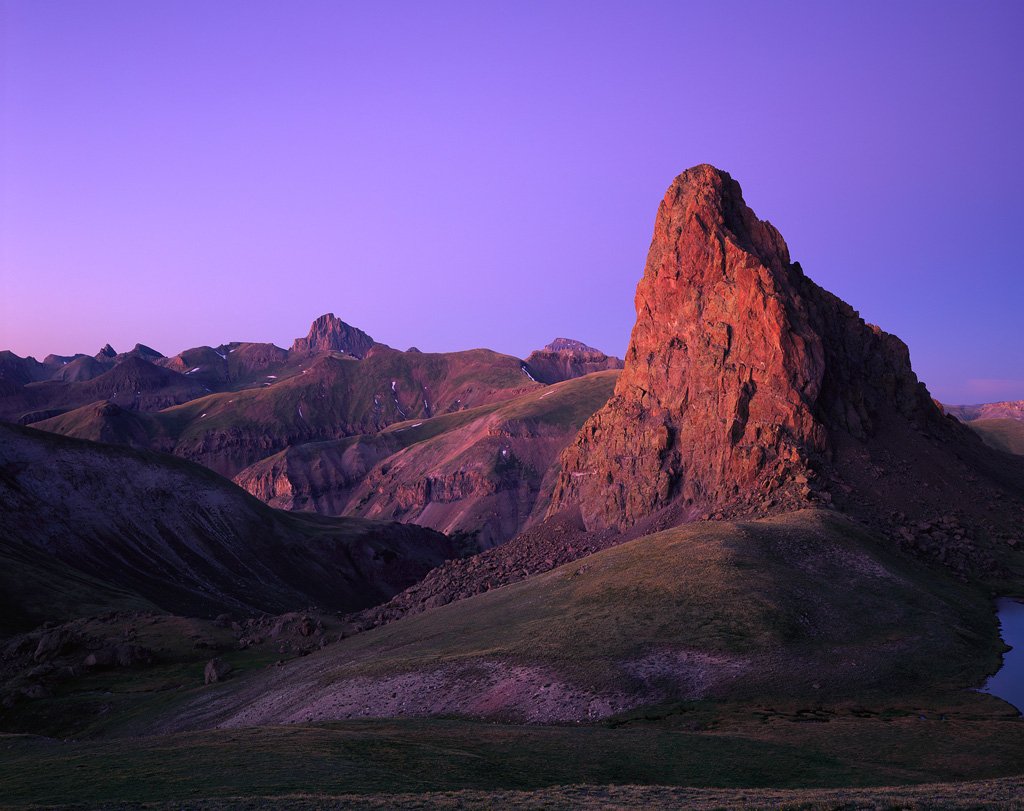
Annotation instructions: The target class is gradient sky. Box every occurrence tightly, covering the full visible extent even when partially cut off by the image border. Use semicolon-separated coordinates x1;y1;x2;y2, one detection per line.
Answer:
2;1;1022;404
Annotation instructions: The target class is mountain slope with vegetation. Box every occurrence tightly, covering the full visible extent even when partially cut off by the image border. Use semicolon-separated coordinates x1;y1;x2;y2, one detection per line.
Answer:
0;423;454;623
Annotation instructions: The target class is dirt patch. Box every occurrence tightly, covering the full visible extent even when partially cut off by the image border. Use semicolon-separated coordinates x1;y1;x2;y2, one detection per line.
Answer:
214;659;643;727
621;648;751;698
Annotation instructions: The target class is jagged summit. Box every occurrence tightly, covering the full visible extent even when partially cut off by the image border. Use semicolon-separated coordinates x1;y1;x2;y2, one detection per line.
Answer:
548;165;1022;549
96;343;116;359
127;343;163;359
544;338;602;353
291;313;376;358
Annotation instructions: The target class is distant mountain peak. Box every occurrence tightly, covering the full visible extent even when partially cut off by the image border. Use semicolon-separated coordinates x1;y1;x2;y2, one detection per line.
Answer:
291;313;376;358
544;338;602;354
129;343;164;359
523;339;623;385
96;344;117;359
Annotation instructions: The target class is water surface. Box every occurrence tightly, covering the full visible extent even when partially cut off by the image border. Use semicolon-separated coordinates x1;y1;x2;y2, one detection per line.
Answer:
983;597;1024;712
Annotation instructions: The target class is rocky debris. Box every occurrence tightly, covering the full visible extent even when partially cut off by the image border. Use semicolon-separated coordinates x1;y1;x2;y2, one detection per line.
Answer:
82;644;154;669
524;339;624;385
890;512;995;574
17;683;51;700
291;313;376;358
204;657;233;684
33;629;74;662
351;497;706;633
236;612;328;655
544;164;1024;574
0;610;352;717
352;509;616;629
0;616;167;712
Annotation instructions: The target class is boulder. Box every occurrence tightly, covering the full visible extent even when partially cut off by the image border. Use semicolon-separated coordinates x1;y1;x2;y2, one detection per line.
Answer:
204;657;233;685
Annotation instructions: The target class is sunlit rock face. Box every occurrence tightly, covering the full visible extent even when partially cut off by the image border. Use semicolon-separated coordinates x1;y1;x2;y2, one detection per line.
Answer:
550;164;940;530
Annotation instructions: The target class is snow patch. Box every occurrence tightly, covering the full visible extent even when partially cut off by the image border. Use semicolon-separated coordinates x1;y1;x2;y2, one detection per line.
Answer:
521;366;537;382
186;367;201;374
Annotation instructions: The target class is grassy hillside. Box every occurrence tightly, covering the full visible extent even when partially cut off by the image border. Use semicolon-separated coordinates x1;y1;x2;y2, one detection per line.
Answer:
235;371;620;546
0;541;155;634
0;423;454;623
151;509;1002;731
970;418;1024;455
31;400;172;450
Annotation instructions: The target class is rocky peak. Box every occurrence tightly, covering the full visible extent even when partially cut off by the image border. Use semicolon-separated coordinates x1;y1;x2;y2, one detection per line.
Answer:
549;164;944;530
291;313;376;358
128;343;163;359
524;339;624;385
96;344;117;359
544;338;602;353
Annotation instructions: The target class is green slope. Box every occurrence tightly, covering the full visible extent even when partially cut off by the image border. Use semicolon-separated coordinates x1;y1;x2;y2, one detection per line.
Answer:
152;509;1004;733
0;541;155;634
0;422;453;621
970;418;1024;455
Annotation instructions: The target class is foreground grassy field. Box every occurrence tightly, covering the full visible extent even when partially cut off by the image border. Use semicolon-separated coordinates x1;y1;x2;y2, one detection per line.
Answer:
1;702;1023;808
16;781;1024;810
2;509;1020;808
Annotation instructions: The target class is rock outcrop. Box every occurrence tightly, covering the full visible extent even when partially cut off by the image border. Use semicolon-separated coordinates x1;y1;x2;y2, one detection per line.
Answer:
524;339;624;385
204;657;233;684
548;165;1024;549
291;313;376;358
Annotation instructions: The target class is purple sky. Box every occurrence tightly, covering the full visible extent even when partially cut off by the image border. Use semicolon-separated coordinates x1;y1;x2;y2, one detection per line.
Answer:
2;1;1022;404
